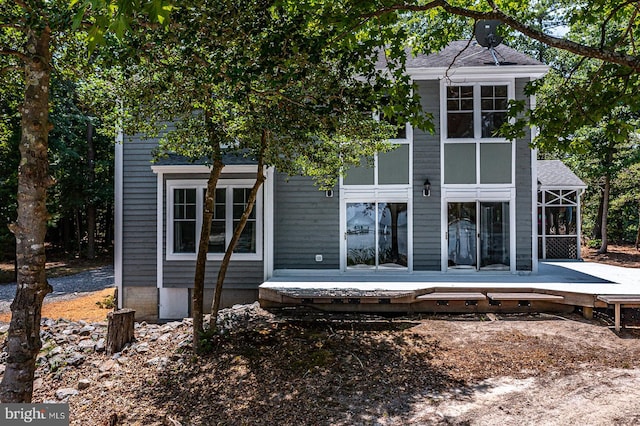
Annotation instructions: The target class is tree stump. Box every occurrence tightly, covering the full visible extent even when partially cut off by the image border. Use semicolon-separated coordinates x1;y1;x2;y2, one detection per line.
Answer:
106;309;136;355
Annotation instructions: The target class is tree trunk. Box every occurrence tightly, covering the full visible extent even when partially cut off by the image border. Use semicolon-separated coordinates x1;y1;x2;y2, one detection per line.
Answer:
105;201;113;247
106;309;136;355
211;131;267;318
63;216;72;252
192;111;224;353
211;163;265;318
75;208;82;257
0;26;53;403
192;159;223;352
86;121;96;260
592;189;604;239
598;174;610;254
636;208;640;250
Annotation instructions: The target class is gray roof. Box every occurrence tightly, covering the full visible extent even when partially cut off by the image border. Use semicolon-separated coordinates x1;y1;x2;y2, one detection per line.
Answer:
537;160;587;188
154;152;256;166
377;40;544;69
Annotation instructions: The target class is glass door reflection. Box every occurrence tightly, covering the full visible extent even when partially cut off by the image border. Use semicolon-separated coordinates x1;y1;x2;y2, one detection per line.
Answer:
346;202;407;269
447;202;477;269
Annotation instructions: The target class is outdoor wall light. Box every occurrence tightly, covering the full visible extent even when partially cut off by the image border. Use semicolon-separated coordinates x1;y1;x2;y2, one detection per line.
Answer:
325;189;334;198
423;179;431;197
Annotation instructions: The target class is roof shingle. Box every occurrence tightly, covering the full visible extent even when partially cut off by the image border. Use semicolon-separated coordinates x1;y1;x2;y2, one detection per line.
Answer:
537;160;587;188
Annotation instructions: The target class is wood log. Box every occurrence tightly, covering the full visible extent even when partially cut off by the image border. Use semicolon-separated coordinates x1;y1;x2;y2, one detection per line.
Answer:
106;309;136;355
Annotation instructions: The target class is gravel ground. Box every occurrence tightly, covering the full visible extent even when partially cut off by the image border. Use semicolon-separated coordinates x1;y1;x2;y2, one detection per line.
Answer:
0;266;114;314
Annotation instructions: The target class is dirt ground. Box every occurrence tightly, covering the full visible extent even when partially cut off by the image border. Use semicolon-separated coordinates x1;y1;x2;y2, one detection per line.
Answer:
25;310;640;425
0;288;115;323
581;243;640;268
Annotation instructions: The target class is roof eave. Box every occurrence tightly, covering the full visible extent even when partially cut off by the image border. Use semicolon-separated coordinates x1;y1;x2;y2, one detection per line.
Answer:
538;185;588;191
406;65;549;80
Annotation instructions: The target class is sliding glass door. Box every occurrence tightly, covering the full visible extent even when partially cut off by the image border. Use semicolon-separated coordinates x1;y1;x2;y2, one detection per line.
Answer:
447;201;510;271
479;202;510;270
346;202;408;269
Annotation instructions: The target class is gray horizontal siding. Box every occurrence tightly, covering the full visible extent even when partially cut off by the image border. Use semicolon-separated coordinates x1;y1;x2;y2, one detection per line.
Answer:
515;78;533;270
161;169;265;290
163;261;263;289
413;80;441;271
274;175;339;269
123;132;266;291
122;135;158;287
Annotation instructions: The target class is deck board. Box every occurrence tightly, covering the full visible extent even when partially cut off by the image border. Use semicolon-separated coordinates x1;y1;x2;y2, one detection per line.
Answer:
417;292;486;301
597;295;640;305
486;292;564;302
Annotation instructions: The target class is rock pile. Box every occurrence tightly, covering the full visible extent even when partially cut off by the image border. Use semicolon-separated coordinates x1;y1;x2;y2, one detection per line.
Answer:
0;302;275;403
210;301;275;332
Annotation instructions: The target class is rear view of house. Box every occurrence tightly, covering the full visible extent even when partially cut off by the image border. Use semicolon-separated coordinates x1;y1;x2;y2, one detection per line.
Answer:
116;41;556;321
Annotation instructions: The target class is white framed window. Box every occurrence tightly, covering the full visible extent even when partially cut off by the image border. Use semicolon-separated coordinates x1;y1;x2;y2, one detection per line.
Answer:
166;179;262;261
441;80;515;186
342;120;413;187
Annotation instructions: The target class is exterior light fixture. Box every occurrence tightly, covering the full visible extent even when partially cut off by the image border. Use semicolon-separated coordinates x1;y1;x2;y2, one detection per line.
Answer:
423;179;431;197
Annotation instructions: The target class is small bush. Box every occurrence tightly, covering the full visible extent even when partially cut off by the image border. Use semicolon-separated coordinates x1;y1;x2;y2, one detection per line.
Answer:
587;239;602;249
96;294;116;309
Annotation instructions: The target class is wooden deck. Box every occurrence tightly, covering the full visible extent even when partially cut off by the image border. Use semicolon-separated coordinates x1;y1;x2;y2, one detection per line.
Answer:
597;295;640;331
260;286;580;315
259;262;640;331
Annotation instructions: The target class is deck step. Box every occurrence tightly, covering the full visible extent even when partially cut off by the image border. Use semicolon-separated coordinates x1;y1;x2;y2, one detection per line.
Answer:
596;295;640;332
486;292;564;302
597;295;640;306
416;292;486;301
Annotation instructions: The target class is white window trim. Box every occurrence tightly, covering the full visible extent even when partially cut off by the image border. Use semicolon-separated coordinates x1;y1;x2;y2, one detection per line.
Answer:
440;188;516;273
339;188;413;272
440;79;516;187
340;124;413;189
165;179;263;261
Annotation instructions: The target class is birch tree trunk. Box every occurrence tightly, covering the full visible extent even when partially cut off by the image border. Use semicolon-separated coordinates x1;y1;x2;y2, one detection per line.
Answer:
0;26;53;403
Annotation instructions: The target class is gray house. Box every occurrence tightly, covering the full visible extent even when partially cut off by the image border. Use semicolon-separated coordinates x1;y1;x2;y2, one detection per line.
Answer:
115;41;552;321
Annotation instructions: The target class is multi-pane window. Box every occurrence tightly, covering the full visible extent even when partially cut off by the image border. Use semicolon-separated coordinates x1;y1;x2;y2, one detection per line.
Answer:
208;188;226;253
231;188;257;253
480;85;508;138
168;181;261;259
342;103;412;187
443;83;513;185
446;86;474;138
173;188;197;253
446;84;508;139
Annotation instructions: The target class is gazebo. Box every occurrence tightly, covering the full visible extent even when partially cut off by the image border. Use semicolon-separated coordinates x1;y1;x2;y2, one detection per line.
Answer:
537;160;587;260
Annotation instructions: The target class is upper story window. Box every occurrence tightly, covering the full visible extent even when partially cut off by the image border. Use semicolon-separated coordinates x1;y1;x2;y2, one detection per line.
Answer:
342;116;412;187
446;84;509;140
167;180;262;261
442;81;514;185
